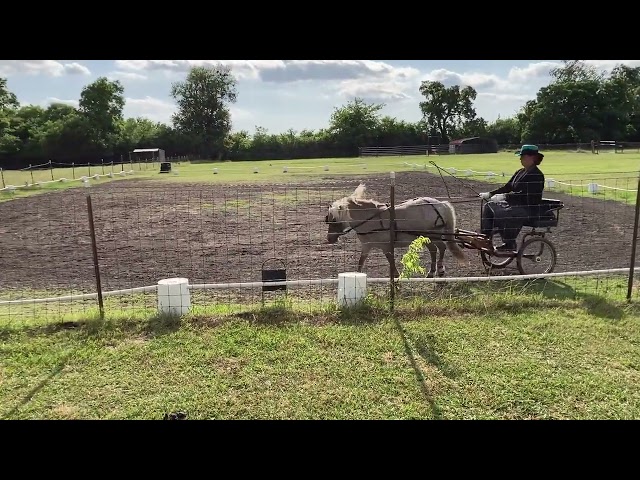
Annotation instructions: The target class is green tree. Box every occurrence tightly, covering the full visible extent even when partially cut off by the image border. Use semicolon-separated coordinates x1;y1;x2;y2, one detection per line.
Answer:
519;61;611;143
328;97;384;154
170;65;238;159
0;77;19;110
418;81;478;142
486;117;522;145
0;78;21;156
79;77;125;150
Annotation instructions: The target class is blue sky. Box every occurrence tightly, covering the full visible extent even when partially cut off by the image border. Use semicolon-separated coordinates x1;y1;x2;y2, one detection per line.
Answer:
2;60;638;135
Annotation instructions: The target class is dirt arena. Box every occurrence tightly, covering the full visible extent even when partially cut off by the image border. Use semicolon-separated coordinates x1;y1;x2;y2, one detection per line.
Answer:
0;171;636;295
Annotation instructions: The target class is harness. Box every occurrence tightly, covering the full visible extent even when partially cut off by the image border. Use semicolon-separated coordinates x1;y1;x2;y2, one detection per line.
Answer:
340;201;448;241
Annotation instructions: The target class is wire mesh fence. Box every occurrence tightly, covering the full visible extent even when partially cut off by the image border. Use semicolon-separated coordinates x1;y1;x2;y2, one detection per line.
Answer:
1;169;640;323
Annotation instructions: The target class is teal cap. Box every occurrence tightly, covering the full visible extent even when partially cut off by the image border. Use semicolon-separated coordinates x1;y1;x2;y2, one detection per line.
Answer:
515;144;542;156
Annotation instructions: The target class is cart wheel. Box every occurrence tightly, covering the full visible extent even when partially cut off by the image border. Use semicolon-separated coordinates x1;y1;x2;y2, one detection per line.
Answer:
516;237;557;275
480;232;515;270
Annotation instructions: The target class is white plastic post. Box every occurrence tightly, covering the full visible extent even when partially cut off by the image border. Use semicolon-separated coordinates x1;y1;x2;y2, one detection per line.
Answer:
157;278;190;316
283;166;288;173
323;165;329;171
213;168;218;174
547;179;555;188
337;272;367;307
254;167;259;174
587;183;599;194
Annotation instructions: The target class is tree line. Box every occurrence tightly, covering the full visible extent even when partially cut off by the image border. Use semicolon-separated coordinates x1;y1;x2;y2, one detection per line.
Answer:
1;60;639;169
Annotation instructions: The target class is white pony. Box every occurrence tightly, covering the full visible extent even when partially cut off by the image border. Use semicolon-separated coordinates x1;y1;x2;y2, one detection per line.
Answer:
324;183;465;278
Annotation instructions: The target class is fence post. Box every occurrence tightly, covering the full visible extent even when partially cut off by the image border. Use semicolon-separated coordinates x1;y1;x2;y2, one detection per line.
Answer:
101;159;105;175
0;167;4;189
85;181;105;319
29;164;34;185
627;172;640;301
72;162;75;180
389;171;396;312
49;160;54;181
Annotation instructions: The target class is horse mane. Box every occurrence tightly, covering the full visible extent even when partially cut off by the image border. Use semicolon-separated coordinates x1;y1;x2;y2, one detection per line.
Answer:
328;183;384;222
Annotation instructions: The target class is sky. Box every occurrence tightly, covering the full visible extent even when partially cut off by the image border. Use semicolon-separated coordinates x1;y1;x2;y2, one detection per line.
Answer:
2;60;640;135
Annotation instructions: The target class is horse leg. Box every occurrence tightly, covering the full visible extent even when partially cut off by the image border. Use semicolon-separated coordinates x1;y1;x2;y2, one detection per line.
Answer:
357;244;372;272
383;247;400;279
426;242;437;278
436;241;446;277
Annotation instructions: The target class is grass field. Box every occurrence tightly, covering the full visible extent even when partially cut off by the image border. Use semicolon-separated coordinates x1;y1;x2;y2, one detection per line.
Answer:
2;151;639;185
2;286;639;420
2;151;640;419
2;151;639;202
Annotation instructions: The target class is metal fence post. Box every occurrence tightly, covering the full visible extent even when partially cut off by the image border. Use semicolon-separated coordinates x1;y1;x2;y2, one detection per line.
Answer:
389;171;396;312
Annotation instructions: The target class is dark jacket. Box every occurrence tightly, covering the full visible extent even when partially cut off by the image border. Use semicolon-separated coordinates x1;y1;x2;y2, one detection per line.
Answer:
489;166;545;210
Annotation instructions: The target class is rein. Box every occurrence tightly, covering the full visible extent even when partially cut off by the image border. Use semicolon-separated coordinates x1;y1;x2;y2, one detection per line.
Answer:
429;161;482;198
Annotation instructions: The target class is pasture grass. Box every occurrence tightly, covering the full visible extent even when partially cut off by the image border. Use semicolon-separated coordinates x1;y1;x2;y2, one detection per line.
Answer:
1;280;640;419
2;152;639;207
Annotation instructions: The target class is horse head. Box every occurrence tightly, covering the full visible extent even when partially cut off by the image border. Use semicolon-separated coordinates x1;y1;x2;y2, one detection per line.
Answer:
325;183;368;244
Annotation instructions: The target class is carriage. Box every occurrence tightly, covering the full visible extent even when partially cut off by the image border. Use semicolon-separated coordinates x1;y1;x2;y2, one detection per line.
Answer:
455;198;564;275
324;183;565;278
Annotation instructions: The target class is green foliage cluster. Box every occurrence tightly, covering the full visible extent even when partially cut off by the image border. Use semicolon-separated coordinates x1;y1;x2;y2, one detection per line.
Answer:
2;60;640;169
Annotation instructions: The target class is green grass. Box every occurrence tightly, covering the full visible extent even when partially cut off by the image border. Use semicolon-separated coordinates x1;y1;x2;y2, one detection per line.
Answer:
3;151;638;197
1;286;639;419
2;153;638;419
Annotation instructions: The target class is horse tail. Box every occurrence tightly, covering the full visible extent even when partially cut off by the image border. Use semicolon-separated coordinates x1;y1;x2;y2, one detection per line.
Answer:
440;201;465;261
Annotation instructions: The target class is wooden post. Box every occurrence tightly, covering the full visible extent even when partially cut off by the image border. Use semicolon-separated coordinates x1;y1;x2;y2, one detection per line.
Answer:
86;189;105;319
627;172;640;301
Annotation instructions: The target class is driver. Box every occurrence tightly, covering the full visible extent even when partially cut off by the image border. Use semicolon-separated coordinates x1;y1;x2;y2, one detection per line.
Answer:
478;144;545;251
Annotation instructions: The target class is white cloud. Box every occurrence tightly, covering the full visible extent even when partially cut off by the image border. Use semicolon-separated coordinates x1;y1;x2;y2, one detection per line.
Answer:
507;62;561;83
114;59;421;84
0;60;91;77
122;96;255;127
115;60;283;80
422;68;509;91
107;71;148;81
64;62;91;76
337;79;413;102
257;60;420;83
124;96;176;123
477;92;532;102
44;97;79;107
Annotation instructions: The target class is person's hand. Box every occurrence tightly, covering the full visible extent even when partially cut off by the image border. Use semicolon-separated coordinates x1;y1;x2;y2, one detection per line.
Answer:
479;192;491;200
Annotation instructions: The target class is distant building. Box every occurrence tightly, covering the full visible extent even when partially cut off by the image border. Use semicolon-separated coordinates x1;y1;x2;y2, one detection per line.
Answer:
448;137;498;154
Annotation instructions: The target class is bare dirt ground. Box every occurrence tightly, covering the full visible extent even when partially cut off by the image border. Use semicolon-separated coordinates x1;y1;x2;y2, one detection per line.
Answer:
0;171;636;298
